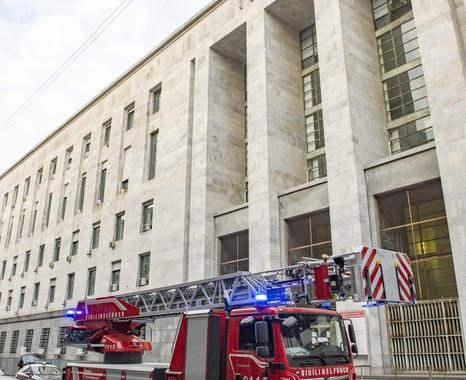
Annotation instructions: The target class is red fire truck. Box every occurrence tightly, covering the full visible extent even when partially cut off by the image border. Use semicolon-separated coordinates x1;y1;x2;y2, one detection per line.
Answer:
64;246;416;380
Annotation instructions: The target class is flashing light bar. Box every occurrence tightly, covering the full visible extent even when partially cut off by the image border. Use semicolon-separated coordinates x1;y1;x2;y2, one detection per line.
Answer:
65;309;83;317
255;287;292;307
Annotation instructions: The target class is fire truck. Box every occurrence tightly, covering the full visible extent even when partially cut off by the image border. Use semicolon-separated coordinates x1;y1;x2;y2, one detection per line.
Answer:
64;246;416;380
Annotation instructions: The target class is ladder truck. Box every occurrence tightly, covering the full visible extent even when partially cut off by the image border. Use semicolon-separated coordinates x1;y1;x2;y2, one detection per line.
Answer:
64;246;416;380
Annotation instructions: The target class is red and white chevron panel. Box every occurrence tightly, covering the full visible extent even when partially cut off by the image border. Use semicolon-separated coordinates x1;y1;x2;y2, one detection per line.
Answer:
361;246;386;301
396;252;416;302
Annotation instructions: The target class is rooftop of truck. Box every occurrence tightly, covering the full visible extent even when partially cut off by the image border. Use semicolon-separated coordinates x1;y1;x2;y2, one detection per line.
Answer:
230;306;340;317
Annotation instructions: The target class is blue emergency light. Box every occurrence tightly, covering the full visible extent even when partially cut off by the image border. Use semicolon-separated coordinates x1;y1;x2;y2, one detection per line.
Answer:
255;287;290;307
65;309;83;317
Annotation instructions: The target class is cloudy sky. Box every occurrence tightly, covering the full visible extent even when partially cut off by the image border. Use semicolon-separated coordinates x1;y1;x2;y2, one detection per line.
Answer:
0;0;211;174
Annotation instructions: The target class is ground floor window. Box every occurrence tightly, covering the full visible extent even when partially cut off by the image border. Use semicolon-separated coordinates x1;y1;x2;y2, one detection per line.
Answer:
287;210;332;265
219;231;249;275
377;180;457;299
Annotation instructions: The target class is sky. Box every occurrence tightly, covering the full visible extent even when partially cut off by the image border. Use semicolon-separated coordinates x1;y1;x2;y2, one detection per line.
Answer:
0;0;211;175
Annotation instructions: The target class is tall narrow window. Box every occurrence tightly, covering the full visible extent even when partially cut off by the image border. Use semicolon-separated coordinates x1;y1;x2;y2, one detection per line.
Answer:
138;253;150;286
32;282;40;305
66;273;75;300
219;231;249;275
18;287;25;309
70;230;79;256
0;332;7;353
11;256;17;277
126;103;135;130
12;185;19;208
48;278;56;304
60;183;69;220
53;238;61;262
57;327;67;355
37;167;43;187
30;201;38;234
121;147;132;191
17;209;26;240
308;154;327;181
83;134;91;158
6;290;13;311
24;251;30;273
44;192;53;227
148;131;158;180
5;215;14;247
103;120;111;147
39;328;50;351
98;163;107;203
2;193;8;209
91;222;100;249
49;158;57;179
114;212;125;241
78;173;87;212
151;85;162;113
110;261;121;292
141;200;153;232
10;331;19;354
87;267;96;296
24;330;33;352
300;24;318;68
37;245;45;268
65;146;73;169
1;260;6;280
23;177;30;199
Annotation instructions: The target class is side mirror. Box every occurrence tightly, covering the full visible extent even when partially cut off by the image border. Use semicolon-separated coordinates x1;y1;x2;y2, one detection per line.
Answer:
255;321;270;345
348;323;356;344
282;316;298;328
256;345;270;358
351;343;358;354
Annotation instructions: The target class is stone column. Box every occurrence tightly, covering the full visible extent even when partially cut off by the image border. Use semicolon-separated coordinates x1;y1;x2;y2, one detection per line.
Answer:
412;0;466;345
247;10;307;272
314;0;388;373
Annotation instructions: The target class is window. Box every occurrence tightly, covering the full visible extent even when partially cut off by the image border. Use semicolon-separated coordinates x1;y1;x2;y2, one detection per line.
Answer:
300;24;318;68
148;131;158;180
50;158;57;179
389;116;434;154
83;134;91;158
37;167;43;187
307;154;327;181
219;231;249;275
53;238;61;262
372;0;412;30
151;86;162;113
287;210;332;265
78;173;86;212
110;261;121;292
5;215;14;247
12;185;19;208
70;230;79;256
91;222;100;249
24;251;30;272
114;212;125;241
141;200;153;232
98;163;107;203
24;329;34;352
378;19;420;74
39;328;50;351
65;146;73;169
66;273;75;300
126;103;135;130
377;180;456;300
19;287;25;309
48;278;56;304
87;268;96;296
31;201;38;234
305;110;325;153
37;245;45;268
138;253;150;286
10;330;19;354
0;332;6;353
23;177;30;198
239;319;274;356
11;256;17;277
2;193;8;209
57;327;67;354
60;183;68;220
103;120;111;147
17;209;26;240
303;69;322;112
384;65;429;121
44;192;53;227
121;146;132;191
32;282;40;305
7;290;13;311
1;260;6;280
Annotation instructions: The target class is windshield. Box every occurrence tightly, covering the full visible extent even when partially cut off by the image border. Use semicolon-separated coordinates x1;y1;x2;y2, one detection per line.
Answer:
33;366;61;376
280;313;349;367
22;354;45;365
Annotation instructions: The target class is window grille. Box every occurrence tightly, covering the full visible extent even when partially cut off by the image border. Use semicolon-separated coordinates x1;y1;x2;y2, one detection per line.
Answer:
10;330;19;354
57;327;67;354
39;328;50;351
0;331;7;353
24;329;34;352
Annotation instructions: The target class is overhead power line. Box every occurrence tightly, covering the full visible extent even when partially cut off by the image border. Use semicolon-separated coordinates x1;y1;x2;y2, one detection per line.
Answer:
0;0;134;131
